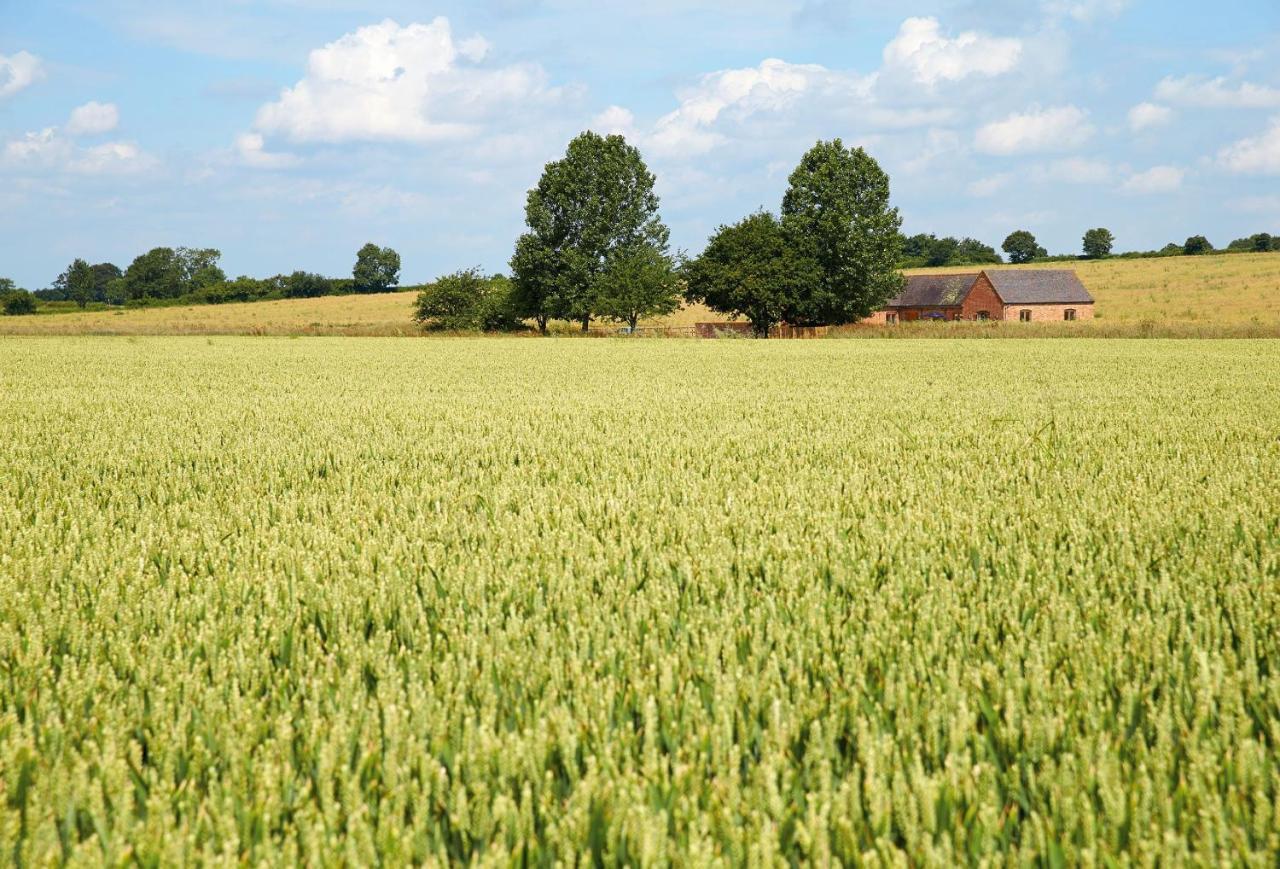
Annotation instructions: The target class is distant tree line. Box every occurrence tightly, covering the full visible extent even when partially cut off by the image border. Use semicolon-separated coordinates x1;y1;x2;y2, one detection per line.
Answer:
899;234;1001;268
6;242;402;316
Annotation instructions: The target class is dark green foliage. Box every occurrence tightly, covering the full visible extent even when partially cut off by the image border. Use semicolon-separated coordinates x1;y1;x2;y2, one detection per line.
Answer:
595;244;681;332
2;292;36;316
121;247;226;301
781;140;903;324
284;271;331;299
181;249;226;294
901;234;1002;268
65;259;95;308
512;132;670;332
1;279;37;315
1183;235;1214;256
89;263;123;303
509;233;560;334
53;259;97;308
414;269;523;332
684;212;819;338
122;248;182;300
1002;231;1045;264
1227;232;1276;253
353;243;401;293
1082;228;1114;259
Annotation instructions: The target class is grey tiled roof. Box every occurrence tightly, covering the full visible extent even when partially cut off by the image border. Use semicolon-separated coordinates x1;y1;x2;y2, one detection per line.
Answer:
985;270;1095;305
885;273;979;307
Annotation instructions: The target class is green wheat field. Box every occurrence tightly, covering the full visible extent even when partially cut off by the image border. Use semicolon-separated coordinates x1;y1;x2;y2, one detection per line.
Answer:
1;337;1277;864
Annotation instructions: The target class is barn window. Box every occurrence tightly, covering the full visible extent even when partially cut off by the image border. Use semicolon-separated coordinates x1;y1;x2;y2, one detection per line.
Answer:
886;312;898;325
1019;310;1032;322
1064;309;1077;321
976;311;990;321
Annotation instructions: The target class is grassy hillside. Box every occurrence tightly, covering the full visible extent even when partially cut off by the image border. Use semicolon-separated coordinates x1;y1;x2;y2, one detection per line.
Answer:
909;252;1280;325
2;252;1277;336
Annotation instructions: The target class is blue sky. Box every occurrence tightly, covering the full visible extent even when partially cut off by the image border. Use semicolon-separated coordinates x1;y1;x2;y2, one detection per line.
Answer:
2;0;1279;289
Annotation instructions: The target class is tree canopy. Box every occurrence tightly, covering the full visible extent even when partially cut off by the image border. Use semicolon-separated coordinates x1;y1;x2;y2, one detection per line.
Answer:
414;269;521;332
684;212;818;337
353;243;401;293
1002;230;1046;264
900;234;1001;267
594;245;681;333
1183;235;1214;256
1082;228;1114;259
511;132;669;332
781;140;903;324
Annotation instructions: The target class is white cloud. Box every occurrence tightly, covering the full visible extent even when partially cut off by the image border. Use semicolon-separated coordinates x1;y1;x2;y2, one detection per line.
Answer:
901;127;962;175
69;141;156;175
1154;75;1280;109
3;121;155;176
1128;102;1172;132
975;105;1094;155
1043;157;1113;183
590;106;638;138
3;128;68;164
0;51;43;99
67;102;120;136
968;172;1012;197
234;132;299;169
647;58;873;157
881;17;1021;87
1043;0;1130;21
1217;118;1280;175
253;17;561;144
1121;165;1185;194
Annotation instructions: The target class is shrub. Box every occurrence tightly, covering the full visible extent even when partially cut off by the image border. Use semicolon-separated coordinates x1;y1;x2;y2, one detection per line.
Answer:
2;291;37;316
414;269;523;332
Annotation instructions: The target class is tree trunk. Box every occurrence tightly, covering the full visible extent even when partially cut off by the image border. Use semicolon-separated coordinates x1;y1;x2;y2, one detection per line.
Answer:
580;316;591;333
754;322;771;339
537;315;548;335
629;315;639;334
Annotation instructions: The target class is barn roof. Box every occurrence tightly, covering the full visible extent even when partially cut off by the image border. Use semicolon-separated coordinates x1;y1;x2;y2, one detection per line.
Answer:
885;273;980;308
985;270;1094;305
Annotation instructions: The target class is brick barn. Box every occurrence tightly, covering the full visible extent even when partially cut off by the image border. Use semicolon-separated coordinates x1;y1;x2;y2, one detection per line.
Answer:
866;269;1095;324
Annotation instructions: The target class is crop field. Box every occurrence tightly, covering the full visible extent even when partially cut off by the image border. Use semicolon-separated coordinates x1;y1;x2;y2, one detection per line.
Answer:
4;252;1278;337
1;337;1278;864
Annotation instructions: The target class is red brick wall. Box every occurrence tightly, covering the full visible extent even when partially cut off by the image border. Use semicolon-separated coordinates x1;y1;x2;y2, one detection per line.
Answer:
1003;304;1096;322
961;273;1004;321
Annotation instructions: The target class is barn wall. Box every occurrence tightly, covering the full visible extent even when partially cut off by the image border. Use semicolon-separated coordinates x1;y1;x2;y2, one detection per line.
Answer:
1003;304;1096;322
962;274;1004;320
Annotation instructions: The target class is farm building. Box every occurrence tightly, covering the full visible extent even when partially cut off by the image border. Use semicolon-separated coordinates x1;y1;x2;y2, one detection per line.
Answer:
865;269;1095;324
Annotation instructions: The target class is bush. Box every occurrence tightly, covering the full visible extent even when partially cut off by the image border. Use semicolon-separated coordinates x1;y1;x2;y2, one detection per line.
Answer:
2;291;37;316
414;269;524;332
284;271;333;299
1183;236;1214;256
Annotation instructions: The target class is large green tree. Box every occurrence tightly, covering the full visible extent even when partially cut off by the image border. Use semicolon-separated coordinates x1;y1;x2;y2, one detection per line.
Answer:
511;132;669;332
179;248;226;293
90;263;123;303
1082;228;1114;259
684;212;819;338
509;233;561;334
595;244;681;333
65;259;95;308
1002;230;1045;264
353;243;401;293
123;248;183;300
1183;235;1214;256
780;139;903;325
